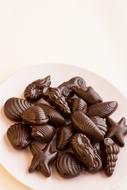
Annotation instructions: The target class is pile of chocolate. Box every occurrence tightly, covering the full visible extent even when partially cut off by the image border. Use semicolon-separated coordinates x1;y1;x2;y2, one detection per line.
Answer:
3;75;127;178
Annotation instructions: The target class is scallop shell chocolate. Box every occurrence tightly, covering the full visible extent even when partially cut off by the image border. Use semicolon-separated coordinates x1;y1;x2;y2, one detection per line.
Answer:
87;101;118;118
56;152;82;178
56;125;74;150
21;105;49;125
71;133;102;172
4;97;32;121
29;141;47;155
24;75;51;101
71;111;104;141
38;104;65;126
70;96;87;113
31;124;55;143
7;123;31;149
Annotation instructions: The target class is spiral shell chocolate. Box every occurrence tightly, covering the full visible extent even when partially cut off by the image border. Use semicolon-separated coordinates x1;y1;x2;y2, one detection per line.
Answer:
31;124;55;143
56;125;74;150
56;152;82;178
24;75;51;101
87;101;118;118
71;133;102;172
71;111;104;141
7;123;31;149
21;105;49;125
4;97;31;121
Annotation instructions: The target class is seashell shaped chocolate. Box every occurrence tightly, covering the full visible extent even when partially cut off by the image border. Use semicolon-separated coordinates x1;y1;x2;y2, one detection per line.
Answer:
29;141;47;155
56;152;82;178
4;97;31;121
24;75;51;101
87;101;118;118
103;138;120;176
71;133;102;172
31;124;55;143
70;96;87;113
21;105;49;125
7;123;31;149
71;111;104;141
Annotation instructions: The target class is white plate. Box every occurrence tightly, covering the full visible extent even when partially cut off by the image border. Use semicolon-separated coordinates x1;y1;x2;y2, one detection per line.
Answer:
0;64;127;190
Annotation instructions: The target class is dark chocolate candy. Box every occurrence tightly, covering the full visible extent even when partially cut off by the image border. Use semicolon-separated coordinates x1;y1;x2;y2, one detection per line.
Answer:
38;104;65;126
29;141;47;155
24;75;51;101
103;138;119;176
70;96;87;113
7;123;31;149
31;124;55;143
72;86;102;104
87;101;118;118
56;125;74;150
4;97;31;121
71;133;102;172
56;152;82;178
106;117;127;147
71;111;104;141
21;105;48;125
29;144;57;177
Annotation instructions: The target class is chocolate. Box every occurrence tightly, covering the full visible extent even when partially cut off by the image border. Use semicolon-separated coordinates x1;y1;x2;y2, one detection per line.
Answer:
72;86;102;104
31;124;55;143
71;133;102;172
56;152;82;178
34;98;51;106
29;141;47;155
38;104;65;126
21;105;49;125
103;138;119;176
70;96;87;113
7;123;31;149
71;111;104;141
44;87;71;116
56;125;74;150
87;101;118;118
4;97;31;121
24;75;51;101
29;144;57;177
106;117;127;147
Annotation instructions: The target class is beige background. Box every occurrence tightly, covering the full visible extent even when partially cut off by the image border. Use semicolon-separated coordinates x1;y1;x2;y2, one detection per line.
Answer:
0;0;127;189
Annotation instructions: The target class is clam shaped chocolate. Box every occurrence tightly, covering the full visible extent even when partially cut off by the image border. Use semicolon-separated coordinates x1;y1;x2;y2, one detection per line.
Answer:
87;101;118;118
38;104;65;126
71;111;104;141
21;105;48;125
44;87;71;116
56;125;74;150
29;141;47;155
7;123;31;149
72;86;102;104
24;75;51;101
4;97;31;121
70;96;87;113
71;133;102;172
31;124;55;143
56;152;82;178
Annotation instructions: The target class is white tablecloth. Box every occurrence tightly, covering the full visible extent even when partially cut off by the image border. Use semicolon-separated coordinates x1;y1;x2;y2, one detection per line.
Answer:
0;0;127;189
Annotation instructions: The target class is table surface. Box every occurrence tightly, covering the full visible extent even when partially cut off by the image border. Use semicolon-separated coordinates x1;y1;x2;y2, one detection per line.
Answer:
0;0;127;190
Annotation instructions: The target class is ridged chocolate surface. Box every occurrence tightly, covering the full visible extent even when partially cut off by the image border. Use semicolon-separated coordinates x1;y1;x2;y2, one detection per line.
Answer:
29;141;47;155
70;96;87;113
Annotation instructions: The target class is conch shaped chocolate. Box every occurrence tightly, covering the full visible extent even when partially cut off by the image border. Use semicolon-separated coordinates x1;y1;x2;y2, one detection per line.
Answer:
31;124;55;143
72;86;102;104
4;97;31;121
44;87;71;116
71;133;102;172
29;141;47;155
24;75;51;101
71;111;104;141
56;125;74;150
7;123;31;149
87;101;118;118
70;96;87;113
56;152;82;178
21;105;48;125
38;104;65;126
103;138;119;176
